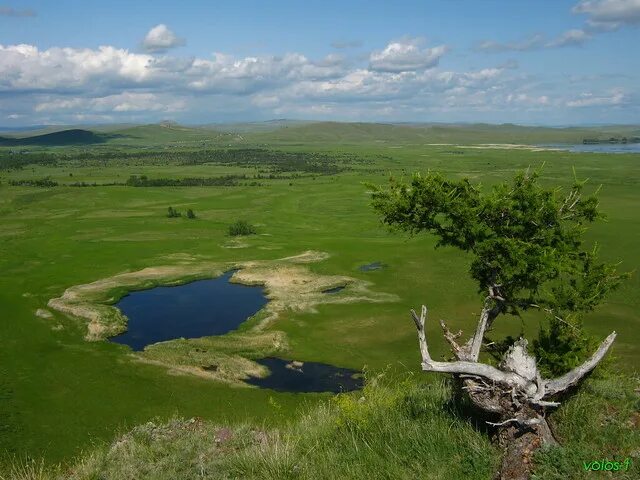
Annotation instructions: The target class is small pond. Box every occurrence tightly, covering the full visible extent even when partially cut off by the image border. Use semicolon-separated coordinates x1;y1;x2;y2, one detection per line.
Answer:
245;357;364;393
112;270;268;351
322;285;346;294
359;262;386;272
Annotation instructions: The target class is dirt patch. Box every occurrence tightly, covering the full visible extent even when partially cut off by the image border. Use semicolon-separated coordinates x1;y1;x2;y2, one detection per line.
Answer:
47;250;397;385
35;308;53;319
456;144;562;151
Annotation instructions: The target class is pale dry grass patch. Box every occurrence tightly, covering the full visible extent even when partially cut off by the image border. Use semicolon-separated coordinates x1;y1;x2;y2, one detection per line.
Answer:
47;251;396;383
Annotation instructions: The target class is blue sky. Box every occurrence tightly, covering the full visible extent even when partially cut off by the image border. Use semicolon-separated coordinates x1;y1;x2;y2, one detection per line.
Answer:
1;0;638;125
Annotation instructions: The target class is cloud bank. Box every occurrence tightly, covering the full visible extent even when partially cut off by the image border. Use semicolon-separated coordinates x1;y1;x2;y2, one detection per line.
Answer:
0;30;635;124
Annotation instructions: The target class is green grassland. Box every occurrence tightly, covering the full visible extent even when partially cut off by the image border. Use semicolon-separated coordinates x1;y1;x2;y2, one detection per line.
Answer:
0;123;639;474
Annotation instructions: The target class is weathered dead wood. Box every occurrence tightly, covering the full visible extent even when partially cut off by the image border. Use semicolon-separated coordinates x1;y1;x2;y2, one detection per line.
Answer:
543;331;616;396
410;300;615;480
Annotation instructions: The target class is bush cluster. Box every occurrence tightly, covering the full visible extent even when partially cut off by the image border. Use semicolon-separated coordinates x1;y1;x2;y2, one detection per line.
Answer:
228;220;256;236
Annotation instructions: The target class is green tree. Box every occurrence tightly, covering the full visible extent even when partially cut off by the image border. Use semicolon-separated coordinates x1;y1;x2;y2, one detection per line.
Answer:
167;206;181;218
228;220;256;236
186;208;196;219
370;168;628;478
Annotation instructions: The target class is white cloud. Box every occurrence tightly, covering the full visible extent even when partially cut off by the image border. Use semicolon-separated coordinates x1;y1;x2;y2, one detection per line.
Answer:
0;34;634;124
0;44;153;91
475;35;546;52
478;1;639;54
34;92;185;114
477;29;591;52
506;93;550;106
142;24;185;52
566;89;627;107
546;29;591;47
369;39;448;72
573;0;640;30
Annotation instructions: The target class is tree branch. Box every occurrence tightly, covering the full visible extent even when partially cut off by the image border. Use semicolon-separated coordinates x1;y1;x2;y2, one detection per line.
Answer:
468;293;502;361
544;331;616;396
411;306;531;390
411;306;431;362
486;417;543;427
439;318;464;360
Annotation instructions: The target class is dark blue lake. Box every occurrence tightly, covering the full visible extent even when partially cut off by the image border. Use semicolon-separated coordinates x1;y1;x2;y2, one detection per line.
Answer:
245;357;364;393
112;270;268;351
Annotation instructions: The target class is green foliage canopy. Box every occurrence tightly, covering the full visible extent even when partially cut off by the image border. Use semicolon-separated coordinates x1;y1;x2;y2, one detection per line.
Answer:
370;169;627;322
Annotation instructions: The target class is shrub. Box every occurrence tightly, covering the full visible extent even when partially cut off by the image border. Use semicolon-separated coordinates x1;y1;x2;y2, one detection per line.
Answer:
167;206;181;218
228;220;256;236
186;209;196;219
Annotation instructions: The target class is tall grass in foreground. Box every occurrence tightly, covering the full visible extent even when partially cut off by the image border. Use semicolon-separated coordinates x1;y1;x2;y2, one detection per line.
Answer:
2;371;637;479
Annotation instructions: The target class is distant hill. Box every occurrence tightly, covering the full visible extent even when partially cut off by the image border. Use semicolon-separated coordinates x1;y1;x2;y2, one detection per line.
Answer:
0;129;108;146
248;121;640;145
201;119;315;134
106;124;235;145
2;122;639;148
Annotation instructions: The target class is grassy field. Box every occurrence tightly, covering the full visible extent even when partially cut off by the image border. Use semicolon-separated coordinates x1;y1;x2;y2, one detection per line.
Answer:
0;124;638;472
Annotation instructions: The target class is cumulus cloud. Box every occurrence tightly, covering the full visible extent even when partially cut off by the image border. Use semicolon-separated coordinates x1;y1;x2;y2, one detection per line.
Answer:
369;39;448;72
0;44;153;92
566;89;627;107
142;24;185;52
573;0;640;30
478;1;639;53
34;92;185;113
0;34;632;124
0;6;36;17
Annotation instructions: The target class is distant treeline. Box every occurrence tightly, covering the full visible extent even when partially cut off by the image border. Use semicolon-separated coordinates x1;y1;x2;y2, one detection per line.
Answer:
0;148;368;174
0;152;58;170
8;178;58;187
125;175;244;187
583;137;640;144
177;148;354;175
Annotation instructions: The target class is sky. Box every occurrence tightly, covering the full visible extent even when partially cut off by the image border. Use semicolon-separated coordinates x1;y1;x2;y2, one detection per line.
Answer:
0;0;639;126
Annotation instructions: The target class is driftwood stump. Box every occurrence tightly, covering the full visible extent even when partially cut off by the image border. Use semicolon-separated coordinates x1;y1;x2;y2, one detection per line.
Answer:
410;297;615;480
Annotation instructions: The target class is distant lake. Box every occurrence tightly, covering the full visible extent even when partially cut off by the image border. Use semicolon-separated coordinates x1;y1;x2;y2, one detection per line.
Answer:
112;270;268;351
541;143;640;154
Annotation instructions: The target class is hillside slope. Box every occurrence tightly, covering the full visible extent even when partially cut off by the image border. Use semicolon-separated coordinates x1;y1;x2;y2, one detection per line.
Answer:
3;373;637;480
0;129;108;146
249;122;640;145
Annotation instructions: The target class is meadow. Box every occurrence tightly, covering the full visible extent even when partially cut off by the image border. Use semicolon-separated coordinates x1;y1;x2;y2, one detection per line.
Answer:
0;123;638;473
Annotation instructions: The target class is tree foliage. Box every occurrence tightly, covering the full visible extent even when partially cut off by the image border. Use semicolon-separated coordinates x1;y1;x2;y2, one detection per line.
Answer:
370;168;628;371
166;206;181;218
228;220;256;236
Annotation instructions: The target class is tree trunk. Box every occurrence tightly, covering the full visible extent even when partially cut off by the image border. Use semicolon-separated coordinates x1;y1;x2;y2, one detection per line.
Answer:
495;417;554;480
462;380;558;480
409;304;614;480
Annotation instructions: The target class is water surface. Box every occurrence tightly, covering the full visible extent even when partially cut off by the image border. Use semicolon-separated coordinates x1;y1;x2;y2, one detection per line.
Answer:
359;262;386;271
112;270;268;351
245;357;363;393
322;285;346;294
542;143;640;154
